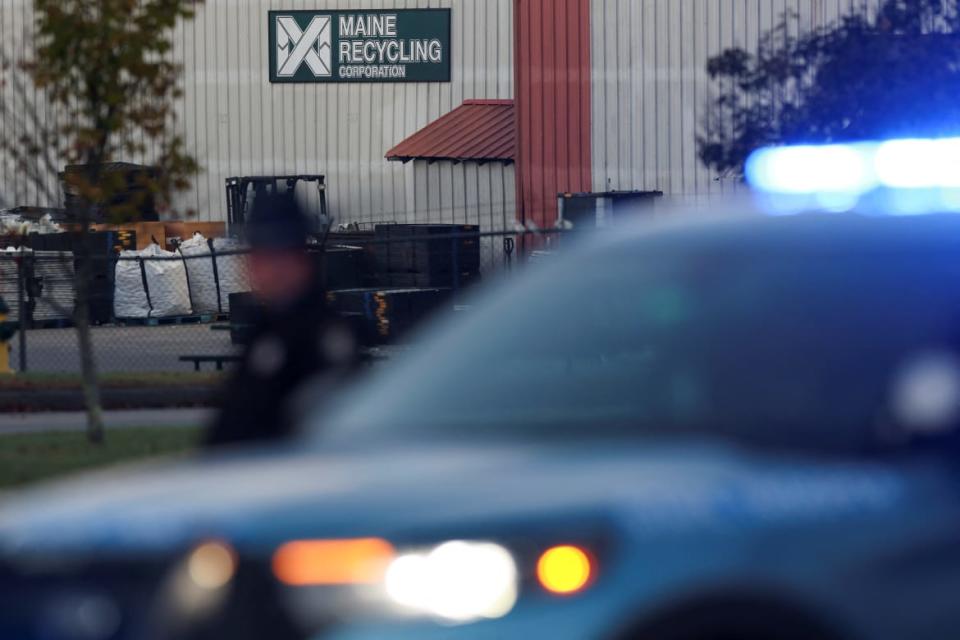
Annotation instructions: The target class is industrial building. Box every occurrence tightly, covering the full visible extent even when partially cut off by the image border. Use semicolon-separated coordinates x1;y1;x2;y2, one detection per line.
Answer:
1;0;880;233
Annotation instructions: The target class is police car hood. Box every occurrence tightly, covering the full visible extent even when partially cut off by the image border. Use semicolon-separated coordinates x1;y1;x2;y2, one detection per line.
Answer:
0;440;905;556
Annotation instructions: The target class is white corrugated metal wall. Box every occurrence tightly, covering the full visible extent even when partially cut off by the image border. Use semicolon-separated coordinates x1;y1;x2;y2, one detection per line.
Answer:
5;1;895;223
590;0;881;201
0;0;61;211
410;159;516;270
0;0;514;227
178;0;515;225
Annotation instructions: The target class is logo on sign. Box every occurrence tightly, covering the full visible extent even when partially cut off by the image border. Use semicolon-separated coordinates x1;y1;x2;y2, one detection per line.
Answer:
275;15;332;78
269;9;451;83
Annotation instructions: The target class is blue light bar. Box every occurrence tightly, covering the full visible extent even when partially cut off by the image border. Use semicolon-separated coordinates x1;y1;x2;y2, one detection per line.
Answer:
746;137;960;198
874;138;960;189
746;144;876;195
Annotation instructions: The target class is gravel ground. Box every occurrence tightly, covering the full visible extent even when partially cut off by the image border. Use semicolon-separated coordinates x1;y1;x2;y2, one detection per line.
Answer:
10;324;240;374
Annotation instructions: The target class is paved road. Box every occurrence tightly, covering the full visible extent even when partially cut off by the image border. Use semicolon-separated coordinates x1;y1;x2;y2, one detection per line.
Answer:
0;408;213;434
11;324;239;374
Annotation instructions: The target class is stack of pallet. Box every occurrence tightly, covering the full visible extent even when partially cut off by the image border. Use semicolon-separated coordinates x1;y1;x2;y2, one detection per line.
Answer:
373;224;482;289
60;163;160;222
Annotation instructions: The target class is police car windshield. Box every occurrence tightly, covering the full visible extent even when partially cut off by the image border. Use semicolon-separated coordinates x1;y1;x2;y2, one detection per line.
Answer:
315;215;960;453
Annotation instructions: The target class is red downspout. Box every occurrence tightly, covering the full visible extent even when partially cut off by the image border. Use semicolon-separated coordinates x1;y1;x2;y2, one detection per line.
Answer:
514;0;592;231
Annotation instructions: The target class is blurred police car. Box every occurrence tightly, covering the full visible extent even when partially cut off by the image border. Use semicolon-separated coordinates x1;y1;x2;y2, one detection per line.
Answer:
5;139;960;639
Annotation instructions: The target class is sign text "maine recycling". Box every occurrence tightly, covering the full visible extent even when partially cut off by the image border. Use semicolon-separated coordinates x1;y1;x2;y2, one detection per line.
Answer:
269;9;451;83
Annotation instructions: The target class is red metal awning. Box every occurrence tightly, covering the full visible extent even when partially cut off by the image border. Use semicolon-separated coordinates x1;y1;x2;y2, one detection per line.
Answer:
386;99;515;164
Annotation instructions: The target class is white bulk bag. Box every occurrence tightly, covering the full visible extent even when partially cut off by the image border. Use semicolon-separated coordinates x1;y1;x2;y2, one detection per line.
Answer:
114;243;192;318
178;233;249;314
114;249;150;318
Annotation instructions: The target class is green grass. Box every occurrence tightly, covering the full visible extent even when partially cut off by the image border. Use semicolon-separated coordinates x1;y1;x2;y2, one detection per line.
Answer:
0;427;201;489
0;372;225;390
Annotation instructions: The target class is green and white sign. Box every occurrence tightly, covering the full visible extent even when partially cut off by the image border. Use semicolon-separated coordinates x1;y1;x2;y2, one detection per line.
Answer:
269;9;451;83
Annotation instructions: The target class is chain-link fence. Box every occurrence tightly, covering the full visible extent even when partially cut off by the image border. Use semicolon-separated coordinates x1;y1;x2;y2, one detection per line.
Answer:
4;241;250;374
2;226;565;375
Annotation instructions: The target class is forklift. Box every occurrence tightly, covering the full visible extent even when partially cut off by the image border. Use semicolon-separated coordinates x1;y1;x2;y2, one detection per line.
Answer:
225;175;329;233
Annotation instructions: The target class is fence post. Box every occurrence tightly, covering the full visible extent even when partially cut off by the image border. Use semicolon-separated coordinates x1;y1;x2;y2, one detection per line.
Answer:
17;253;27;372
451;232;459;294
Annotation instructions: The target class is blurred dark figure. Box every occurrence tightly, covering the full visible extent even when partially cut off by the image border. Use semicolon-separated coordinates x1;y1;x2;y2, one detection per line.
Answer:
205;193;359;448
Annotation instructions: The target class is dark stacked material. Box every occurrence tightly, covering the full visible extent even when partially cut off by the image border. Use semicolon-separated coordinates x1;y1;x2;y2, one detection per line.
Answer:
324;229;380;287
373;224;481;289
30;252;76;323
227;224;480;347
25;231;128;325
227;292;260;345
313;245;365;290
326;287;450;345
60;163;161;222
84;233;121;325
0;255;22;321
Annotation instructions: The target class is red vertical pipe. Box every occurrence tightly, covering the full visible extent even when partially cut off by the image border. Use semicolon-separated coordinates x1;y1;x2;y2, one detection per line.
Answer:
530;0;544;223
514;0;592;229
578;0;592;192
555;0;571;194
542;0;557;226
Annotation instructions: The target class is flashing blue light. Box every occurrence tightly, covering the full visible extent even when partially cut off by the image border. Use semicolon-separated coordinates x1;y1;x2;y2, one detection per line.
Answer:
746;144;876;195
874;138;960;189
746;137;960;202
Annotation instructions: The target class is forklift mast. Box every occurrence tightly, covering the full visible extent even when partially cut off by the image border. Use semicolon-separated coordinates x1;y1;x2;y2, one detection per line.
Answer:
225;175;329;233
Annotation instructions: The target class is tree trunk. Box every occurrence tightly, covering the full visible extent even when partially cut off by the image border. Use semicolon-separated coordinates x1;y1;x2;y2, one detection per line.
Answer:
73;220;105;444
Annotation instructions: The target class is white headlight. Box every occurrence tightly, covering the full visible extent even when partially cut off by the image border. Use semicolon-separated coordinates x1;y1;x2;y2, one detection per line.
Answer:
384;541;518;622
